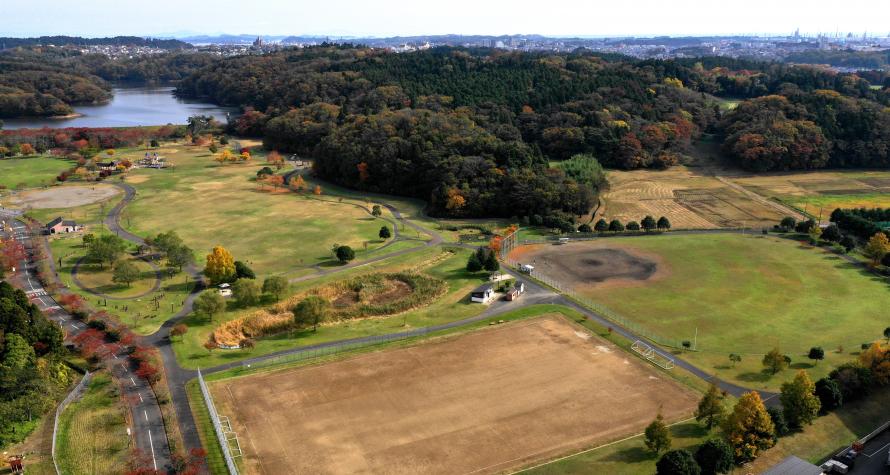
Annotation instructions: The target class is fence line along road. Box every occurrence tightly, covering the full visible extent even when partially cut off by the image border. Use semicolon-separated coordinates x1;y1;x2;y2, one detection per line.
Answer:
52;371;92;475
197;369;240;475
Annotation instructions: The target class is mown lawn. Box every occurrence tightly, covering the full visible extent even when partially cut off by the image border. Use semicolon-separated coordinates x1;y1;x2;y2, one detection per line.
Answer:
0;156;72;189
574;233;890;391
56;372;129;475
172;246;498;369
786;193;890;214
116;143;396;276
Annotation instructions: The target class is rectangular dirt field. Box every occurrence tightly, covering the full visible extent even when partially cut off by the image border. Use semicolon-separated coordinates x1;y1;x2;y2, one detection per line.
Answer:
211;316;698;474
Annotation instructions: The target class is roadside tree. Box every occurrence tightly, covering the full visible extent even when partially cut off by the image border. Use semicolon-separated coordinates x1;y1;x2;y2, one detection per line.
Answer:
780;370;820;428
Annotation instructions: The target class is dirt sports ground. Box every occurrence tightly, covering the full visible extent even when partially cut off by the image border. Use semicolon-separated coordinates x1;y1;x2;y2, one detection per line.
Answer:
211;316;698;475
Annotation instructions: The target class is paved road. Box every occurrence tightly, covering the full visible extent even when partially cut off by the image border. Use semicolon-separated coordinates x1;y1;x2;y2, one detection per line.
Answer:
0;217;173;472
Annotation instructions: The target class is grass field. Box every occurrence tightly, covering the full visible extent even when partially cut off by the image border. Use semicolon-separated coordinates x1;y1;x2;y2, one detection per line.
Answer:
55;372;129;475
0;156;71;189
49;230;193;335
72;254;158;298
115;143;397;276
600;166;789;229
209;315;698;474
731;170;890;217
510;234;890;390
173;246;496;369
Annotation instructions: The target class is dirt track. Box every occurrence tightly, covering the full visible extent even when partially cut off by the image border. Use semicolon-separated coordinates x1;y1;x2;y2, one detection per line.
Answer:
212;316;697;475
8;184;120;209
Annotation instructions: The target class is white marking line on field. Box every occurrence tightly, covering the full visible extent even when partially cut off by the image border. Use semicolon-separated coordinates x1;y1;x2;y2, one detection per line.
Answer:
503;416;697;475
148;429;157;470
130;377;136;386
865;441;890;457
144;410;149;422
138;393;144;403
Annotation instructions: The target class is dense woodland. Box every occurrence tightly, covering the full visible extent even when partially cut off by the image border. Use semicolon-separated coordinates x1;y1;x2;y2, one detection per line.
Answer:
0;281;69;446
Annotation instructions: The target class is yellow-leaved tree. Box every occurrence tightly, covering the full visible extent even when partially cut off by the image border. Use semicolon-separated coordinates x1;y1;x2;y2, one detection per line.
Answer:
864;232;890;266
204;246;235;285
860;343;890;386
724;391;775;463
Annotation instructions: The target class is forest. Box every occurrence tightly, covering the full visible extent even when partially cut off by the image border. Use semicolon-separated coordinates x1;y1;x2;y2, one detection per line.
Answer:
0;281;69;446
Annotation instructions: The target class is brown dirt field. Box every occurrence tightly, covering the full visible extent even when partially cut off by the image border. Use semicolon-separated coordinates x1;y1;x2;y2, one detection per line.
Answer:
601;166;790;229
509;241;669;291
7;185;120;209
211;316;698;475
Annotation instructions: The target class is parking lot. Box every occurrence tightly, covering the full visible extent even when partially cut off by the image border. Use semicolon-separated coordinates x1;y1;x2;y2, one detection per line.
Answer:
851;427;890;474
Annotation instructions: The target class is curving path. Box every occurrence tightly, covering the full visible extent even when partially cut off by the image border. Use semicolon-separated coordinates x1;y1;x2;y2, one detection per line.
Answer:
42;180;792;469
70;254;163;300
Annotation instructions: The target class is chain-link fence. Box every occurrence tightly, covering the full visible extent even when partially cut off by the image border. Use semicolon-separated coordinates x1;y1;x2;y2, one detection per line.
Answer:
52;371;92;475
504;258;683;349
197;370;240;475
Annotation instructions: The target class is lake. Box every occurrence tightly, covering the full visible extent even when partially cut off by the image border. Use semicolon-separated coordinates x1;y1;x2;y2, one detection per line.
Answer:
2;85;234;129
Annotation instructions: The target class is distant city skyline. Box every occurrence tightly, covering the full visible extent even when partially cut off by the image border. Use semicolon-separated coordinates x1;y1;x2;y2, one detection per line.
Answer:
3;0;890;39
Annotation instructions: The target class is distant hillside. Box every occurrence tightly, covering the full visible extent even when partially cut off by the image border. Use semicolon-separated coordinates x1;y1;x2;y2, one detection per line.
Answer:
0;36;192;50
786;49;890;70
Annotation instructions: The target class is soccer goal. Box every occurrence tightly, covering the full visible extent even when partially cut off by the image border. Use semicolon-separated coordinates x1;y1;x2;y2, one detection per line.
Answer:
631;340;675;370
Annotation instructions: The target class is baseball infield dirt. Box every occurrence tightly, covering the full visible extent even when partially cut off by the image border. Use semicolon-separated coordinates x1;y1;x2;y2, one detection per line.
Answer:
211;315;698;474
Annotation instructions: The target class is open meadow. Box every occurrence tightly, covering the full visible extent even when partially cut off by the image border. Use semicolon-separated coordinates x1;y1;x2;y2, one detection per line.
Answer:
114;143;398;276
0;156;72;190
210;315;698;475
510;233;890;390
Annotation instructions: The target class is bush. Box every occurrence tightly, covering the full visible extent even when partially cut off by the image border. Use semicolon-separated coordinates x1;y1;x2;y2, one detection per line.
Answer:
234;261;255;279
577;223;592;233
767;406;789;437
815;377;843;412
336;245;355;263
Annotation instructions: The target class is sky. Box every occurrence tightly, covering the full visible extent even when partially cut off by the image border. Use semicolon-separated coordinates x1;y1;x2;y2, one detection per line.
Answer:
2;0;890;38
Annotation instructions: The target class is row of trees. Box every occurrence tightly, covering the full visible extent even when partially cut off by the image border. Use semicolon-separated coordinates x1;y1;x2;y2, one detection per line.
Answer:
589;215;672;233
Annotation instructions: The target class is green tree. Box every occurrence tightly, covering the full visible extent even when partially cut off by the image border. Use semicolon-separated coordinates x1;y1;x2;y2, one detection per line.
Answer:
86;234;128;268
695;383;726;430
767;407;789;437
194;291;226;322
112;259;140;287
167;244;194;272
594;218;609;232
336;245;355;263
645;412;672;454
728;353;742;367
694;439;733;475
371;205;382;217
577;223;592;233
762;348;788;375
2;333;35;370
234;260;255;279
483;251;500;272
262;276;289;300
840;234;856;253
293;295;329;331
657;216;672;230
724;391;775;462
609;219;624;232
232;279;261;306
466;252;483;272
626;221;641;231
641;215;657;232
814;377;843;412
821;224;841;242
884;326;890;343
808;347;824;365
780;370;820;428
379;226;392;239
656;449;700;475
779;216;797;231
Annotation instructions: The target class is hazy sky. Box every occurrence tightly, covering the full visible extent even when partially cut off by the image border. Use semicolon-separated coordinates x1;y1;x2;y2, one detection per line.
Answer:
3;0;889;38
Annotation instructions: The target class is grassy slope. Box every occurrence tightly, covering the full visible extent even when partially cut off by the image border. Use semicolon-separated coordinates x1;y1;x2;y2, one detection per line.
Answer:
575;233;890;391
55;372;128;475
173;246;498;369
117;143;394;276
0;156;71;189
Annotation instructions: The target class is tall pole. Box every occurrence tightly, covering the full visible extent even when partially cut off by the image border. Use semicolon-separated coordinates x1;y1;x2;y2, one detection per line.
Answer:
694;327;698;351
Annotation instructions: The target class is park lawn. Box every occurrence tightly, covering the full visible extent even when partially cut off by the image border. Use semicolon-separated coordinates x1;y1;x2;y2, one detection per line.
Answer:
71;254;158;298
116;143;394;276
576;233;890;391
55;372;129;475
49;228;193;335
0;156;72;189
172;246;499;369
25;199;113;230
